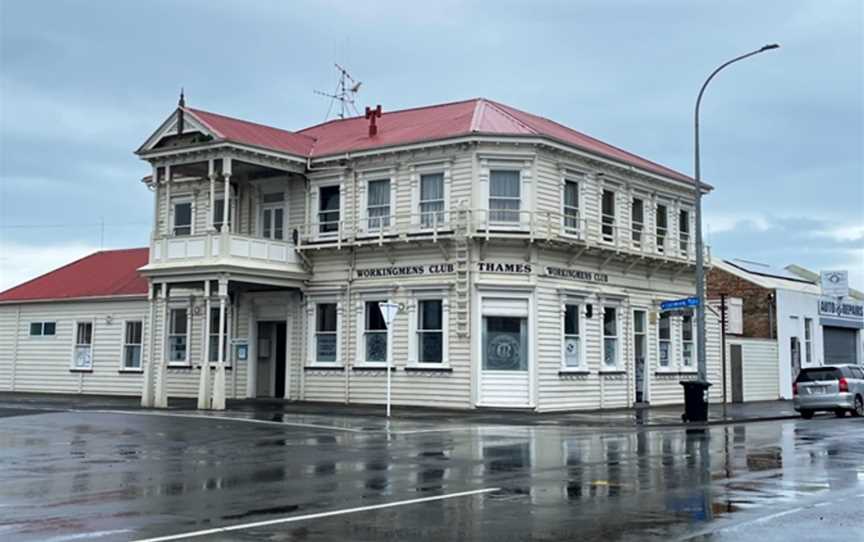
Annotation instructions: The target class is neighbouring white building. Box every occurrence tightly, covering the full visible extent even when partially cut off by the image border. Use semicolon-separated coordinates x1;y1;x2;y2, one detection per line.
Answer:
0;96;726;411
708;259;863;401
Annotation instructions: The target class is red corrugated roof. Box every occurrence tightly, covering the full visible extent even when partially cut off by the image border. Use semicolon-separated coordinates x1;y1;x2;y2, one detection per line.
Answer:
182;98;692;183
0;248;149;303
186;108;316;157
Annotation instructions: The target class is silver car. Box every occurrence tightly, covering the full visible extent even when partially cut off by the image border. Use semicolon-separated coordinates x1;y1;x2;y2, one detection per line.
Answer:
793;364;864;419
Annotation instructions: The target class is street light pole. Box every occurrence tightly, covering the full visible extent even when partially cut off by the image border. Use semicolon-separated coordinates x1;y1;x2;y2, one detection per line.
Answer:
695;44;779;383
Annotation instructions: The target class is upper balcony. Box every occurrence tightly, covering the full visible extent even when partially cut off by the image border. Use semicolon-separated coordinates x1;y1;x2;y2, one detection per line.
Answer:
295;207;709;267
145;230;305;276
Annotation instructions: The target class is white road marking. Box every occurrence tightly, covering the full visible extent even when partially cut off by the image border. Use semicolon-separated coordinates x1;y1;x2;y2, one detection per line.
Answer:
80;410;368;433
130;487;500;542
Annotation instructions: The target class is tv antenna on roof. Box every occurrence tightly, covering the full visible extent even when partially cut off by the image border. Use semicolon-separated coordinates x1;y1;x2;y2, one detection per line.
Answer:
314;63;362;121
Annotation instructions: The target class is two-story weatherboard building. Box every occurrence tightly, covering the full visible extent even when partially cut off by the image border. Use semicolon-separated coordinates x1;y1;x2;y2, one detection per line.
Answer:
0;97;723;411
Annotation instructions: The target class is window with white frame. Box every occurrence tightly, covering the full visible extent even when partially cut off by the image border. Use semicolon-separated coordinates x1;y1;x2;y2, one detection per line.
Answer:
29;321;56;336
168;308;188;364
679;209;690;255
72;321;93;370
172;199;192;236
631;198;644;246
123;321;143;369
563;179;580;232
563;304;582;368
260;192;285;240
656;204;668;253
681;314;694;368
804;317;813;364
659;312;671;367
315;303;338;363
367;179;391;230
419;173;445;228
207;307;226;363
318;185;340;234
416;299;444;363
363;301;388;363
603;307;619;367
601;190;616;242
489;170;520;223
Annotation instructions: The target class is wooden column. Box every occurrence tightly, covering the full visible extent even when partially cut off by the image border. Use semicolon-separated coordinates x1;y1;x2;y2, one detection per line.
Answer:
212;278;228;409
197;280;212;409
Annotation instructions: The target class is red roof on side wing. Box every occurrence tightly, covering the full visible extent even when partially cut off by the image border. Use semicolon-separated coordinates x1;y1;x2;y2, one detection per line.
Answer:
0;248;149;303
186;108;316;157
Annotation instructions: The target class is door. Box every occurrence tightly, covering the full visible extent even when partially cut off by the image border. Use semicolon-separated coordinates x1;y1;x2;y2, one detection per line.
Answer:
260;205;285;240
256;322;274;397
790;337;801;383
256;322;288;398
479;298;530;407
731;344;744;403
824;326;857;364
633;310;647;404
274;322;287;398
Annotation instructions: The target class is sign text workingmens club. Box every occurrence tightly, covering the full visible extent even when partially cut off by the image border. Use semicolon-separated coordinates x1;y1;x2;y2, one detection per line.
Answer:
355;263;455;279
476;262;610;284
355;262;610;284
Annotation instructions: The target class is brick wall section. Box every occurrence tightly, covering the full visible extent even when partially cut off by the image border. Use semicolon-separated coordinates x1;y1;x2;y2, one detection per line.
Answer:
707;267;776;339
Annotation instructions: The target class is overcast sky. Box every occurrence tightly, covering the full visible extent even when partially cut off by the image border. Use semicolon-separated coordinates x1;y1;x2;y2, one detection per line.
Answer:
1;0;862;291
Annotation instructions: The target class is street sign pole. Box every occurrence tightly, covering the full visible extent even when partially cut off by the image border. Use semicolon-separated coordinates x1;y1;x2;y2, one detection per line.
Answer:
378;302;400;418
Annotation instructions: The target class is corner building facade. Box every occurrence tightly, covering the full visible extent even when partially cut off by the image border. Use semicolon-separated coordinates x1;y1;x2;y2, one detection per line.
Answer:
137;98;722;411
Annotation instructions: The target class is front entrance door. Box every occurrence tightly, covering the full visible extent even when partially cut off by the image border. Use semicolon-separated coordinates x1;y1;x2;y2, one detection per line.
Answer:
479;298;530;407
731;343;744;403
256;321;287;398
633;310;647;404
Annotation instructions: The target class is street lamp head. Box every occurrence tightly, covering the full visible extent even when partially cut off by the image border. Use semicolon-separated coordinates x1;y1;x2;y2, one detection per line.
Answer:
760;43;780;52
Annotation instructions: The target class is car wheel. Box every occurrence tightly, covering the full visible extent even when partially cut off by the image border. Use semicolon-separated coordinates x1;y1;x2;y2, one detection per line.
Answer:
834;409;846;418
801;410;814;419
854;396;864;417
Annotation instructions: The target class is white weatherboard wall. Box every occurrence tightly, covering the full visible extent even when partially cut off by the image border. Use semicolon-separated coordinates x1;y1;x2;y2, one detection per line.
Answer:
0;299;148;395
775;288;823;399
727;338;780;402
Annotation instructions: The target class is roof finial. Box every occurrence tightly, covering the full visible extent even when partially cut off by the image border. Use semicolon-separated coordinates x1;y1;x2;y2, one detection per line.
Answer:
179;88;186;108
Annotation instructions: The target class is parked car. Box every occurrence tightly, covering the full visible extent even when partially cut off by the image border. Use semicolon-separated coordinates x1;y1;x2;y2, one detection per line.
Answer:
793;364;864;419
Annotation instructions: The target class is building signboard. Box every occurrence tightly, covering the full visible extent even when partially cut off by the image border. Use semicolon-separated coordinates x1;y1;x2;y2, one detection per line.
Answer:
820;270;849;298
818;297;864;324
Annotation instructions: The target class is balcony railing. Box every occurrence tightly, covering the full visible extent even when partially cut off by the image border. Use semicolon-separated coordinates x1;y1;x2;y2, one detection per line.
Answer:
149;231;304;271
295;209;708;264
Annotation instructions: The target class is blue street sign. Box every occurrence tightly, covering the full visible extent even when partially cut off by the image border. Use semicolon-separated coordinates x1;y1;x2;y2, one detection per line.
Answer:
660;297;700;311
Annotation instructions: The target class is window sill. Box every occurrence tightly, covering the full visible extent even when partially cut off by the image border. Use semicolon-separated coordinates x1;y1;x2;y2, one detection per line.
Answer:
352;366;396;372
69;368;93;373
194;365;233;371
167;364;193;370
599;369;627;375
118;368;143;374
304;365;345;371
558;369;590;376
405;366;452;373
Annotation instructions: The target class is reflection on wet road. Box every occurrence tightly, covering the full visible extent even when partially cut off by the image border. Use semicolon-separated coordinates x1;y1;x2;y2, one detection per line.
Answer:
0;404;861;541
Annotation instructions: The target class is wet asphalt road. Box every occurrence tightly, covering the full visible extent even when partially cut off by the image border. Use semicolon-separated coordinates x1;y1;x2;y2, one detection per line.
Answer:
0;400;862;542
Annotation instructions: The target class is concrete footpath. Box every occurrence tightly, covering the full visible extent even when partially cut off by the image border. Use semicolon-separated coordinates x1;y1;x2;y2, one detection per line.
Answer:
0;391;801;428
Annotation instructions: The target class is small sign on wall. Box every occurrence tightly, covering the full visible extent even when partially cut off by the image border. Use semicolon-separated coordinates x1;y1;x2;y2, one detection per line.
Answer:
820;270;849;298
